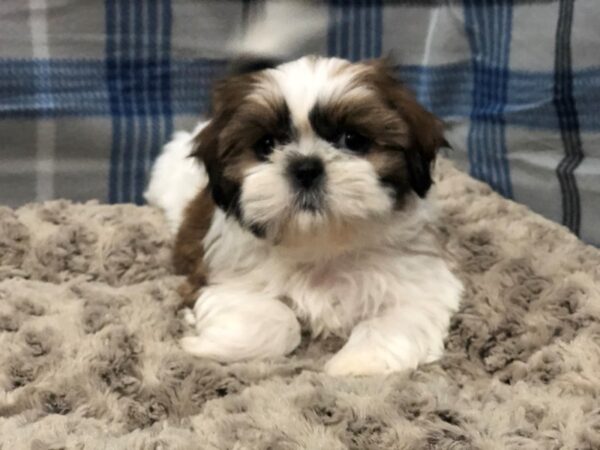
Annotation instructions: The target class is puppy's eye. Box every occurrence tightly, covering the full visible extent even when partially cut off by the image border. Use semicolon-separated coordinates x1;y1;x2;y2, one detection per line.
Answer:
339;131;371;154
253;135;276;161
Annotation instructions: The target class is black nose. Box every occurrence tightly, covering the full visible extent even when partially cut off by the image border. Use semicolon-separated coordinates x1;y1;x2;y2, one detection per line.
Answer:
289;157;325;189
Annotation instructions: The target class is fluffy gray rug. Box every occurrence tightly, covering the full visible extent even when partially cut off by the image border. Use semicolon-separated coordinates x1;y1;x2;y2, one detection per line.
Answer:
1;160;600;449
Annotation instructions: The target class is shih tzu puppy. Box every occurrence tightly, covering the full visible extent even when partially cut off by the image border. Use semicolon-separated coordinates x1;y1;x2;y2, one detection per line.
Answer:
145;55;463;376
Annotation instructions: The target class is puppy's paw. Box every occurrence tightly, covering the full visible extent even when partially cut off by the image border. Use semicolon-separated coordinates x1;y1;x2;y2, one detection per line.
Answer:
181;286;301;363
325;348;391;376
324;320;426;376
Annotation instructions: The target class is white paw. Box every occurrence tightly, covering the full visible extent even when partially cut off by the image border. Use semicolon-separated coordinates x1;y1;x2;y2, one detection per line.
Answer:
181;286;301;363
325;348;392;376
324;319;425;376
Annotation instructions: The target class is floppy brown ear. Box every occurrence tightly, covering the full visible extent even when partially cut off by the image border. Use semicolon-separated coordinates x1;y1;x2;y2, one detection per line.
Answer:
201;55;279;120
192;119;241;214
399;96;446;198
366;59;447;198
192;60;288;216
191;73;256;214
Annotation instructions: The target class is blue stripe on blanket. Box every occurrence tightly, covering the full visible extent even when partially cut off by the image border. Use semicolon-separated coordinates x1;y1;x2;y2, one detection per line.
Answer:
132;2;148;206
1;58;599;131
147;0;161;196
118;0;133;204
159;0;173;185
554;0;583;235
105;0;174;204
328;0;382;60
0;58;228;118
464;0;514;198
105;0;120;203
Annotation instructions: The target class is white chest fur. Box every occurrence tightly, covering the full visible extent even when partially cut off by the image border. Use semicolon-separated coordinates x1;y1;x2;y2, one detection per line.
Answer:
201;208;462;341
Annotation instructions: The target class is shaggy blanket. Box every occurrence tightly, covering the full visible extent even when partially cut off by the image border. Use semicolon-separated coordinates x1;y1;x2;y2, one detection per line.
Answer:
1;160;600;450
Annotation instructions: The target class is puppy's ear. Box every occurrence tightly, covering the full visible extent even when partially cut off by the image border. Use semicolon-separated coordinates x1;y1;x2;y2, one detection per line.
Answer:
192;119;240;213
401;101;446;198
194;54;280;158
367;59;447;198
192;72;257;213
193;56;284;213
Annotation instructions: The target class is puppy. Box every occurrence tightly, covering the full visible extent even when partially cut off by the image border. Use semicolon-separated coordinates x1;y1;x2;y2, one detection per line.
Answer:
145;56;463;376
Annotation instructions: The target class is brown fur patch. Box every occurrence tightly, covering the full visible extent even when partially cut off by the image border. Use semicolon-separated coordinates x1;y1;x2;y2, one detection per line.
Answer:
192;72;290;214
308;87;411;150
173;72;291;306
361;58;446;155
364;149;411;207
173;188;215;308
362;59;446;197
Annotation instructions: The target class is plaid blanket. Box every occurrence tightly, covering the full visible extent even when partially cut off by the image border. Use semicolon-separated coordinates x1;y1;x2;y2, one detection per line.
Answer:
1;0;599;245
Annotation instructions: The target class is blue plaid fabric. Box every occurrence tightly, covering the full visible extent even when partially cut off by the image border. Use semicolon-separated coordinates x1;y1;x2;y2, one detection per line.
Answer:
1;0;599;245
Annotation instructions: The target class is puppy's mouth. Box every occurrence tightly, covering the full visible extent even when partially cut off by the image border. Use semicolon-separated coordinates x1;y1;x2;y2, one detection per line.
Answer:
294;190;323;212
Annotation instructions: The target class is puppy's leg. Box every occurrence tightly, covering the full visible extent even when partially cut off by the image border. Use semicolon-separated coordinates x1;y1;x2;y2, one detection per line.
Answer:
324;303;453;376
173;188;215;310
181;284;301;363
326;256;462;376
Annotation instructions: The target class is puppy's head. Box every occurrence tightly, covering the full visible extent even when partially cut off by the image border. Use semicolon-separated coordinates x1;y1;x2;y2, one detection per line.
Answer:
194;56;445;245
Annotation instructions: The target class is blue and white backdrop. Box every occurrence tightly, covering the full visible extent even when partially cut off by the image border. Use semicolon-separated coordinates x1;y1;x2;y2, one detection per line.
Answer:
0;0;598;245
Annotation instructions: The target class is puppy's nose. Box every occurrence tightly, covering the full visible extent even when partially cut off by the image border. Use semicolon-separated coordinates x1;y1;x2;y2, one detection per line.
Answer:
289;157;324;189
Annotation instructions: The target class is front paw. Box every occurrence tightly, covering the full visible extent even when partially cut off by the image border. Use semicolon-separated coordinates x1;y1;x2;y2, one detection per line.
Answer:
325;348;392;376
324;323;425;376
182;286;301;363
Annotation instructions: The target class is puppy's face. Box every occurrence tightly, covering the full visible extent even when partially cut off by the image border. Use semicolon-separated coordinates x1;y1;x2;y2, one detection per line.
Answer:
194;57;445;244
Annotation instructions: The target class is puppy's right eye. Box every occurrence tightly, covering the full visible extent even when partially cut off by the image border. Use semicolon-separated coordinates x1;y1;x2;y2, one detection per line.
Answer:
339;131;371;154
253;135;275;161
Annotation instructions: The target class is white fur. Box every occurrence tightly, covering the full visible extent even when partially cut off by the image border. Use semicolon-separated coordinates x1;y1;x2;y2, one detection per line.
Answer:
146;57;463;376
144;123;207;233
270;57;371;131
181;284;301;363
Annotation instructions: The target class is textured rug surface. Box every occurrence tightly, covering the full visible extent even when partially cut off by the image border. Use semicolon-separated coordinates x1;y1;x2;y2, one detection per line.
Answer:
1;160;600;449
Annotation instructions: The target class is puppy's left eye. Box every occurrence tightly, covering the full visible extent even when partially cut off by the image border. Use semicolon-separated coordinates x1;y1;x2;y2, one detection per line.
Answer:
339;131;371;154
253;135;276;161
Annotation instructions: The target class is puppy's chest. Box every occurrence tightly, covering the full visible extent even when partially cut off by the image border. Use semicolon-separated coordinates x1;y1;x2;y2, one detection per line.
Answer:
203;224;440;334
266;252;402;333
